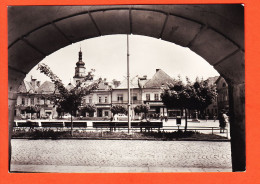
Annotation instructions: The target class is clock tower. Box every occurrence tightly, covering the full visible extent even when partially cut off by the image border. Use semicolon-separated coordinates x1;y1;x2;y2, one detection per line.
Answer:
73;48;86;84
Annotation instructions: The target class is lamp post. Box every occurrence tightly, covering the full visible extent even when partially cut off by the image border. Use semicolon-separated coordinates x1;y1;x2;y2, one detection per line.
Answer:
127;34;131;134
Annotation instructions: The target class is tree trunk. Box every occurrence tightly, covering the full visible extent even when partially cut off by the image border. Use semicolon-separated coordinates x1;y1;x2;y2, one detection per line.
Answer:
184;108;188;132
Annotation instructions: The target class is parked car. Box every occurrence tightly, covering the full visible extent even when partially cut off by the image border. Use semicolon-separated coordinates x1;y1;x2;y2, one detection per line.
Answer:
63;114;73;119
117;114;128;121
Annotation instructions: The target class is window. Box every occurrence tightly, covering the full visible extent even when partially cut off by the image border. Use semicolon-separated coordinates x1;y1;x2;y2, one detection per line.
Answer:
117;94;123;101
22;98;25;105
132;94;137;101
146;94;150;101
89;97;92;104
99;96;102;103
154;94;159;101
105;96;108;103
104;111;109;116
30;98;34;105
37;98;40;104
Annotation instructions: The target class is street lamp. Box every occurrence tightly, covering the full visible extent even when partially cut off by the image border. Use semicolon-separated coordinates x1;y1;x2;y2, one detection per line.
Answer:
127;34;131;134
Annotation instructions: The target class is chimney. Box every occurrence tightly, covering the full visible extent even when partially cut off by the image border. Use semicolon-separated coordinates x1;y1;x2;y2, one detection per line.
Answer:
156;69;160;72
30;76;37;89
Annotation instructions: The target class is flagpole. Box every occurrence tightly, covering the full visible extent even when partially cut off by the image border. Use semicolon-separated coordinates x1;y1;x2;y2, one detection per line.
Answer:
127;34;131;134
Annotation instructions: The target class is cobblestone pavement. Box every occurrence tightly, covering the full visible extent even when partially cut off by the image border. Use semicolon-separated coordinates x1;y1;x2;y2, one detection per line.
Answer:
11;139;232;172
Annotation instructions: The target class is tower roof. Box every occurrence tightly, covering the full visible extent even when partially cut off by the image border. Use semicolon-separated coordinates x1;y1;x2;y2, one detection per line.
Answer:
76;49;85;67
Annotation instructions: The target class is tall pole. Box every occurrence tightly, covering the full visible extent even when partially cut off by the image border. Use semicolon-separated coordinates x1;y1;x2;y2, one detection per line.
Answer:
127;34;131;134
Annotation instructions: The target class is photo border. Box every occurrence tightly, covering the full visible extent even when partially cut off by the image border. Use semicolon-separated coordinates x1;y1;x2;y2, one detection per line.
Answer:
1;0;259;183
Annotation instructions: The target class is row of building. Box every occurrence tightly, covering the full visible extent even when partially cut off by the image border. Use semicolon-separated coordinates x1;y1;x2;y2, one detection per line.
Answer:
14;49;229;120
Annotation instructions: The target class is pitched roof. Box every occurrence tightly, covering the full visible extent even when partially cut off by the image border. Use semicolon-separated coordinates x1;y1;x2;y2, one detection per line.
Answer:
17;81;36;93
37;81;57;94
115;76;140;89
97;80;112;90
144;69;175;88
17;81;27;93
206;76;219;86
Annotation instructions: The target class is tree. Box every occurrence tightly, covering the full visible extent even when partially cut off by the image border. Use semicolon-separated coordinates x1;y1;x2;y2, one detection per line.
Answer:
37;63;100;135
25;106;37;119
111;105;127;115
161;77;217;131
81;104;97;117
134;104;150;119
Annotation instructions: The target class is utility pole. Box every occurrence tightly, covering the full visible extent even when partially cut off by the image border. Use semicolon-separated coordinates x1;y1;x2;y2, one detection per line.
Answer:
127;34;131;134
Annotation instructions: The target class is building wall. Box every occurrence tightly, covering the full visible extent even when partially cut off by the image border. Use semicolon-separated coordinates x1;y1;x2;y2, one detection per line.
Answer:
216;77;229;112
142;88;162;101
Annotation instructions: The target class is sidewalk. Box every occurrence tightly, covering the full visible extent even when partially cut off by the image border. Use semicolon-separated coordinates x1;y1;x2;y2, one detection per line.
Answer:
10;164;232;173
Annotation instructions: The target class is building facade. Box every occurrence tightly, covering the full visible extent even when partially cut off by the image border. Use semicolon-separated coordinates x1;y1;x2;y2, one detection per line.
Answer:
15;49;224;120
216;76;229;113
15;77;58;119
204;76;219;118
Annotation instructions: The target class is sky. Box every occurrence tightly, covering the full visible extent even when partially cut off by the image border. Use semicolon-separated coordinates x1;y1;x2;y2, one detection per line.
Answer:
25;34;219;85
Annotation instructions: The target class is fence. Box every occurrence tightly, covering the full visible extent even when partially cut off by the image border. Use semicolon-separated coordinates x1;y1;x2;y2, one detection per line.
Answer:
13;120;229;138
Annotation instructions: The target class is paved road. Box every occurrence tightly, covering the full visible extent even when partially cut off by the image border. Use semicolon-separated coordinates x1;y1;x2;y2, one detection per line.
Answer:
11;139;232;172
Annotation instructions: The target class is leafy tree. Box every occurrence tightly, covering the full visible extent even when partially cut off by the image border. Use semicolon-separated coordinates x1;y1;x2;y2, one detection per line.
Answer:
37;63;100;135
81;104;97;117
161;77;217;131
111;105;127;115
134;104;150;119
56;106;64;118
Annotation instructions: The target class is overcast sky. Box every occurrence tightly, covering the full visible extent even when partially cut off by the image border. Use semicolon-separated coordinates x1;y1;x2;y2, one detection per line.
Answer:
25;34;219;85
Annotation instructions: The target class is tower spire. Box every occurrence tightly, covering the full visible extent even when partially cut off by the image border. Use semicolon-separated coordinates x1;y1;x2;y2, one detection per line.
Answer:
79;48;82;61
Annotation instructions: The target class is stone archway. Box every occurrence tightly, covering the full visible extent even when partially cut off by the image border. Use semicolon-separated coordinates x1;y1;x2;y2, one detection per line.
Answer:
8;5;245;171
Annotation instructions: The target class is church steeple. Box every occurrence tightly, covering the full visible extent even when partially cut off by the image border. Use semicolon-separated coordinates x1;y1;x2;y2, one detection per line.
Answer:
76;47;85;67
73;48;86;84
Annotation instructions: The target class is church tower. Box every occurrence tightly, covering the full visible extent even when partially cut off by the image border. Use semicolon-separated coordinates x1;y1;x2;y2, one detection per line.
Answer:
73;48;86;84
